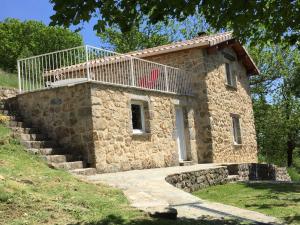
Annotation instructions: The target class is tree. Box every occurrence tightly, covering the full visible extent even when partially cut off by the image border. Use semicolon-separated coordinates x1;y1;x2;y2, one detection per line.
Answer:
99;24;170;53
99;14;213;53
250;45;300;167
0;18;83;71
50;1;300;47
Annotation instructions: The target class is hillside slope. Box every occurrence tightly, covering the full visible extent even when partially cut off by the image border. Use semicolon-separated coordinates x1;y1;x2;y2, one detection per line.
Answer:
0;124;247;225
0;70;18;89
0;125;144;225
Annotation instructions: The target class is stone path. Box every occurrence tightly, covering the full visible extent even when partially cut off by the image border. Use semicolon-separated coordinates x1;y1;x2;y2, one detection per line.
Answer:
84;164;280;224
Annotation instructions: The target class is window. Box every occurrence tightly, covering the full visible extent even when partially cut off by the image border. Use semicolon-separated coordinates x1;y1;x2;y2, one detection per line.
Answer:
131;101;145;134
232;115;242;145
225;63;236;87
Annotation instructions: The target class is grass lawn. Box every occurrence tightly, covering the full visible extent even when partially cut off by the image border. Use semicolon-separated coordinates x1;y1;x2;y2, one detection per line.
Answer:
0;126;141;225
288;148;300;182
0;123;249;225
0;69;18;89
194;182;300;225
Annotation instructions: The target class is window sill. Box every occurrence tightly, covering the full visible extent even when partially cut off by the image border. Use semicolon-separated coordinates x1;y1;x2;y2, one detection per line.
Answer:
225;84;237;91
233;143;243;147
132;131;151;137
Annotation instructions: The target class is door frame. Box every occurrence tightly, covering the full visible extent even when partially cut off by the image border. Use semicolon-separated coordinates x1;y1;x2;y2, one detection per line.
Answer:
175;106;187;161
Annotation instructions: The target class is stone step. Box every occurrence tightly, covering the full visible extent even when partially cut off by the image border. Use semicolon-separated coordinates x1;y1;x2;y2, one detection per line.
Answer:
0;110;9;115
70;168;97;176
8;115;23;121
20;140;56;149
14;133;47;141
52;161;83;170
227;175;239;182
26;148;40;155
43;154;74;163
26;147;64;155
179;161;194;166
9;120;31;128
11;127;40;134
39;148;62;155
0;104;6;110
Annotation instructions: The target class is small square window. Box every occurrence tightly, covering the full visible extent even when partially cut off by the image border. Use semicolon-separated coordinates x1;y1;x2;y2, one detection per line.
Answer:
225;63;236;87
131;101;145;134
232;115;242;145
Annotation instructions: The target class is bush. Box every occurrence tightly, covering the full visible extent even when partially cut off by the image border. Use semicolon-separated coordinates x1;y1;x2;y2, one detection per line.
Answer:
0;18;83;71
0;114;9;124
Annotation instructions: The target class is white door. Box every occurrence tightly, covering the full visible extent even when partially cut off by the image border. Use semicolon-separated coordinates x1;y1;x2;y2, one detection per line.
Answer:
175;107;187;161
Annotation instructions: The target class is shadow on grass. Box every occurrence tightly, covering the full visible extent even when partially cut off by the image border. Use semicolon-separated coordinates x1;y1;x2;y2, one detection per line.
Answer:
247;194;300;204
69;214;271;225
242;183;300;224
245;203;290;209
243;182;300;194
282;215;300;225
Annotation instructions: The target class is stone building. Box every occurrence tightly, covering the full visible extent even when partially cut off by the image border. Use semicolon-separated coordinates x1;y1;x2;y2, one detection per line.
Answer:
15;32;259;173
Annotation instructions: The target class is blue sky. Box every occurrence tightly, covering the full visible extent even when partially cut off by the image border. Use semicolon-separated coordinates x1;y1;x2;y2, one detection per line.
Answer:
1;0;101;46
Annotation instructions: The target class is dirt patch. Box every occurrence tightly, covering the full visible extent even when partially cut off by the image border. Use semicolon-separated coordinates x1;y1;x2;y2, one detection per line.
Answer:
0;160;7;166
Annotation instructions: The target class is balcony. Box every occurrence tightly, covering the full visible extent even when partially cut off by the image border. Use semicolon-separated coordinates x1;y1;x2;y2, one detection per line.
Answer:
17;45;193;95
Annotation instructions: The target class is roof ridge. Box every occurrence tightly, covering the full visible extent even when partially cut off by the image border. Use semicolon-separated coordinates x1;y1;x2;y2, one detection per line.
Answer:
127;31;234;57
125;31;259;75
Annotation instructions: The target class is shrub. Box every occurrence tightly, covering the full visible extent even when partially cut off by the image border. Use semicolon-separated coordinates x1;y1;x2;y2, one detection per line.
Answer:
0;114;9;124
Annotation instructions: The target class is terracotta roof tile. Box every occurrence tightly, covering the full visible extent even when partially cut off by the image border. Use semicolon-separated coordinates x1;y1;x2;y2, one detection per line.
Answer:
128;32;233;57
127;32;259;75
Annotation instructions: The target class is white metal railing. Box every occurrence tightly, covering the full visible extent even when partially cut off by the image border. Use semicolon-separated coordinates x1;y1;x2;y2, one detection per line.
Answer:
17;45;193;95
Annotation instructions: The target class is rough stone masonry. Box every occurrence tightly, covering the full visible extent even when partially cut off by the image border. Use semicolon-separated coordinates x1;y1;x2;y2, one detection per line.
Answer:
12;45;258;173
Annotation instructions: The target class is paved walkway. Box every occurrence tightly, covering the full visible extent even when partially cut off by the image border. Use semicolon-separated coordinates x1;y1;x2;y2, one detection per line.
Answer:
84;164;280;224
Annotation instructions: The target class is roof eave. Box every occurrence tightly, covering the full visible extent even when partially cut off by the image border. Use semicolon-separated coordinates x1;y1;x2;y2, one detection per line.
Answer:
208;39;260;76
129;41;210;58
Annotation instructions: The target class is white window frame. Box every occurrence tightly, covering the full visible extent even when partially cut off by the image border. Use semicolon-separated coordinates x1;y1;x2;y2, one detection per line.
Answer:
231;115;242;145
131;100;145;134
225;62;236;88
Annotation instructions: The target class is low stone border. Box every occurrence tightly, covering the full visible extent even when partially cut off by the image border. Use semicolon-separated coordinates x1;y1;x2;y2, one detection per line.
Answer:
225;163;291;182
165;167;228;192
0;87;18;100
165;163;291;193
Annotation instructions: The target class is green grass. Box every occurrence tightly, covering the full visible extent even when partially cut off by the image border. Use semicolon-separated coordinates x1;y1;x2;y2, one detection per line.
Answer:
288;149;300;182
0;124;248;225
0;124;140;224
0;69;18;89
194;182;300;225
0;125;10;138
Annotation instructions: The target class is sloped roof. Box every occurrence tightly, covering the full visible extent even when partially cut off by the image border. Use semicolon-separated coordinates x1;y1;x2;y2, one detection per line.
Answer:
128;32;259;75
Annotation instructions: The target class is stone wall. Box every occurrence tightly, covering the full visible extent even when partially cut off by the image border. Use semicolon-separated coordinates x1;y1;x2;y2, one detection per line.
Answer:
16;84;95;165
144;49;214;163
166;163;290;194
0;87;18;100
226;163;291;182
275;167;291;181
165;167;229;192
90;83;198;172
144;47;258;163
15;82;199;172
204;48;258;163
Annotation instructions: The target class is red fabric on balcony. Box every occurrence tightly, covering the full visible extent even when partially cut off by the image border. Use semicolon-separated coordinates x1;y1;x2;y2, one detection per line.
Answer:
139;68;160;89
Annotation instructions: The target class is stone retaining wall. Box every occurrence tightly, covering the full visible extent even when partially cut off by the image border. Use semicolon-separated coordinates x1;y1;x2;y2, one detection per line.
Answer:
0;87;18;100
13;82;199;172
166;163;291;193
165;167;229;192
226;163;291;182
15;83;95;165
275;167;291;181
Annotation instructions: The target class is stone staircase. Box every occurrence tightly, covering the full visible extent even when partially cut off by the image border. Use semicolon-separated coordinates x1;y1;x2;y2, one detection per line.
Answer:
0;100;96;176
